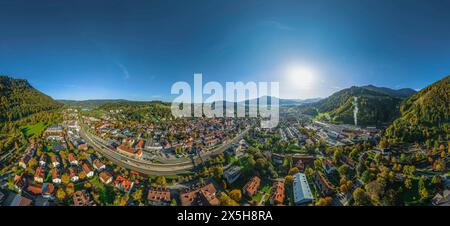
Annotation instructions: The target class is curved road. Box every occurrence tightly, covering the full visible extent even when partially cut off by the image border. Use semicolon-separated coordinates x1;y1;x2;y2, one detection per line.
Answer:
79;124;250;175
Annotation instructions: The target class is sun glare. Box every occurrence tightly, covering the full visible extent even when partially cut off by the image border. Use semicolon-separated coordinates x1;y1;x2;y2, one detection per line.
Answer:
284;65;316;90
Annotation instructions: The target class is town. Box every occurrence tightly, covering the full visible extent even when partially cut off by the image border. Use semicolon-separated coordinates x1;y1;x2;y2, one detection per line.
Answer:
1;100;448;207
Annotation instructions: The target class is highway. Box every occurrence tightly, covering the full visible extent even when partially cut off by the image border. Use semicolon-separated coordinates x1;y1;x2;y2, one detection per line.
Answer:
78;124;250;176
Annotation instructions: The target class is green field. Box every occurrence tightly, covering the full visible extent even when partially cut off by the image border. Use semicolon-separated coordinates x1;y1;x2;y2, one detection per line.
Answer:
20;122;47;138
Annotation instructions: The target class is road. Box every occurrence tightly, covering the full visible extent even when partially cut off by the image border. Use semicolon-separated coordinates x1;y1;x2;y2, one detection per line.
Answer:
78;124;250;176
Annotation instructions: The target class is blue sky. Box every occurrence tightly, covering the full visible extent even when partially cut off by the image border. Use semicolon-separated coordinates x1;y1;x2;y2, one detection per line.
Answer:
1;0;449;100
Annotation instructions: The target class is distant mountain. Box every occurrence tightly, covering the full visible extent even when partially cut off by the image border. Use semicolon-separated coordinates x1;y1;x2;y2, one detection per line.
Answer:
0;75;61;122
57;99;129;107
303;85;416;126
361;85;416;98
385;76;449;143
241;96;322;106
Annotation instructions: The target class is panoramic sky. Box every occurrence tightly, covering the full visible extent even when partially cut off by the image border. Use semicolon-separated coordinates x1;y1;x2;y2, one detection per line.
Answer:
1;0;449;100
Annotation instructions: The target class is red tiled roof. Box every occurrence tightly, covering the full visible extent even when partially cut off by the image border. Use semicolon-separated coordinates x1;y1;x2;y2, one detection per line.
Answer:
243;176;261;197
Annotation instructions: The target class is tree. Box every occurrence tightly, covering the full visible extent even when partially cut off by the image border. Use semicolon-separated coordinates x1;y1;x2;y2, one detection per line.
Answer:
285;175;294;184
353;188;371;206
365;180;385;204
66;183;75;196
404;178;413;190
56;188;66;201
305;167;314;178
288;167;299;175
419;188;429;201
155;176;167;186
337;164;349;178
229;189;242;202
315;197;332;206
61;173;70;185
219;192;239;206
78;171;87;180
132;188;143;201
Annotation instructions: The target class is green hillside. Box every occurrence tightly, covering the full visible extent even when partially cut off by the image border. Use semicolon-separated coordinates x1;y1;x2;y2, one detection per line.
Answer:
305;85;415;126
0;75;61;123
385;76;449;143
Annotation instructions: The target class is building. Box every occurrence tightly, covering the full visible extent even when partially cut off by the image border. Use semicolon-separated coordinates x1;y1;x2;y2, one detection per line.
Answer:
179;183;219;206
292;173;313;205
323;159;337;174
223;166;241;184
82;163;94;178
51;155;60;168
117;144;143;158
13;174;27;192
39;154;47;166
51;168;61;184
42;183;55;198
68;153;78;166
99;171;113;184
34;167;45;183
3;193;32;206
78;143;88;151
73;190;95;206
314;171;335;196
243;176;261;197
147;186;171;206
69;167;79;182
43;125;64;140
19;155;31;169
27;184;43;195
114;176;134;193
269;181;285;205
93;159;106;171
271;153;285;165
432;190;450;206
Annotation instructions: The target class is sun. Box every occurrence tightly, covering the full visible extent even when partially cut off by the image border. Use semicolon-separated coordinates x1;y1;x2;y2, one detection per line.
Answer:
284;65;316;90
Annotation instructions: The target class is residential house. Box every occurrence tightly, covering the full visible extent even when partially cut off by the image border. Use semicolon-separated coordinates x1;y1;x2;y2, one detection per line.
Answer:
51;168;61;184
13;174;28;192
34;167;45;183
68;153;78;166
78;143;88;151
269;181;285;205
114;176;134;193
19;155;31;169
180;183;219;206
99;171;113;184
93;159;106;171
147;186;171;206
82;163;94;178
39;154;47;167
323;159;337;174
314;171;335;196
69;167;79;182
41;183;55;199
243;176;261;197
51;155;60;168
73;190;95;206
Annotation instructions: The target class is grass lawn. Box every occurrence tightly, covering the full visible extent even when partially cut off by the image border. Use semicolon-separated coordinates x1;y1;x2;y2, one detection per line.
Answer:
251;180;272;203
20;122;47;138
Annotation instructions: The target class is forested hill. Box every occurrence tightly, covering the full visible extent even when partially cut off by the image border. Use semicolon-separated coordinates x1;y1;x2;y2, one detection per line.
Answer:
303;85;416;126
385;75;449;143
0;75;61;123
